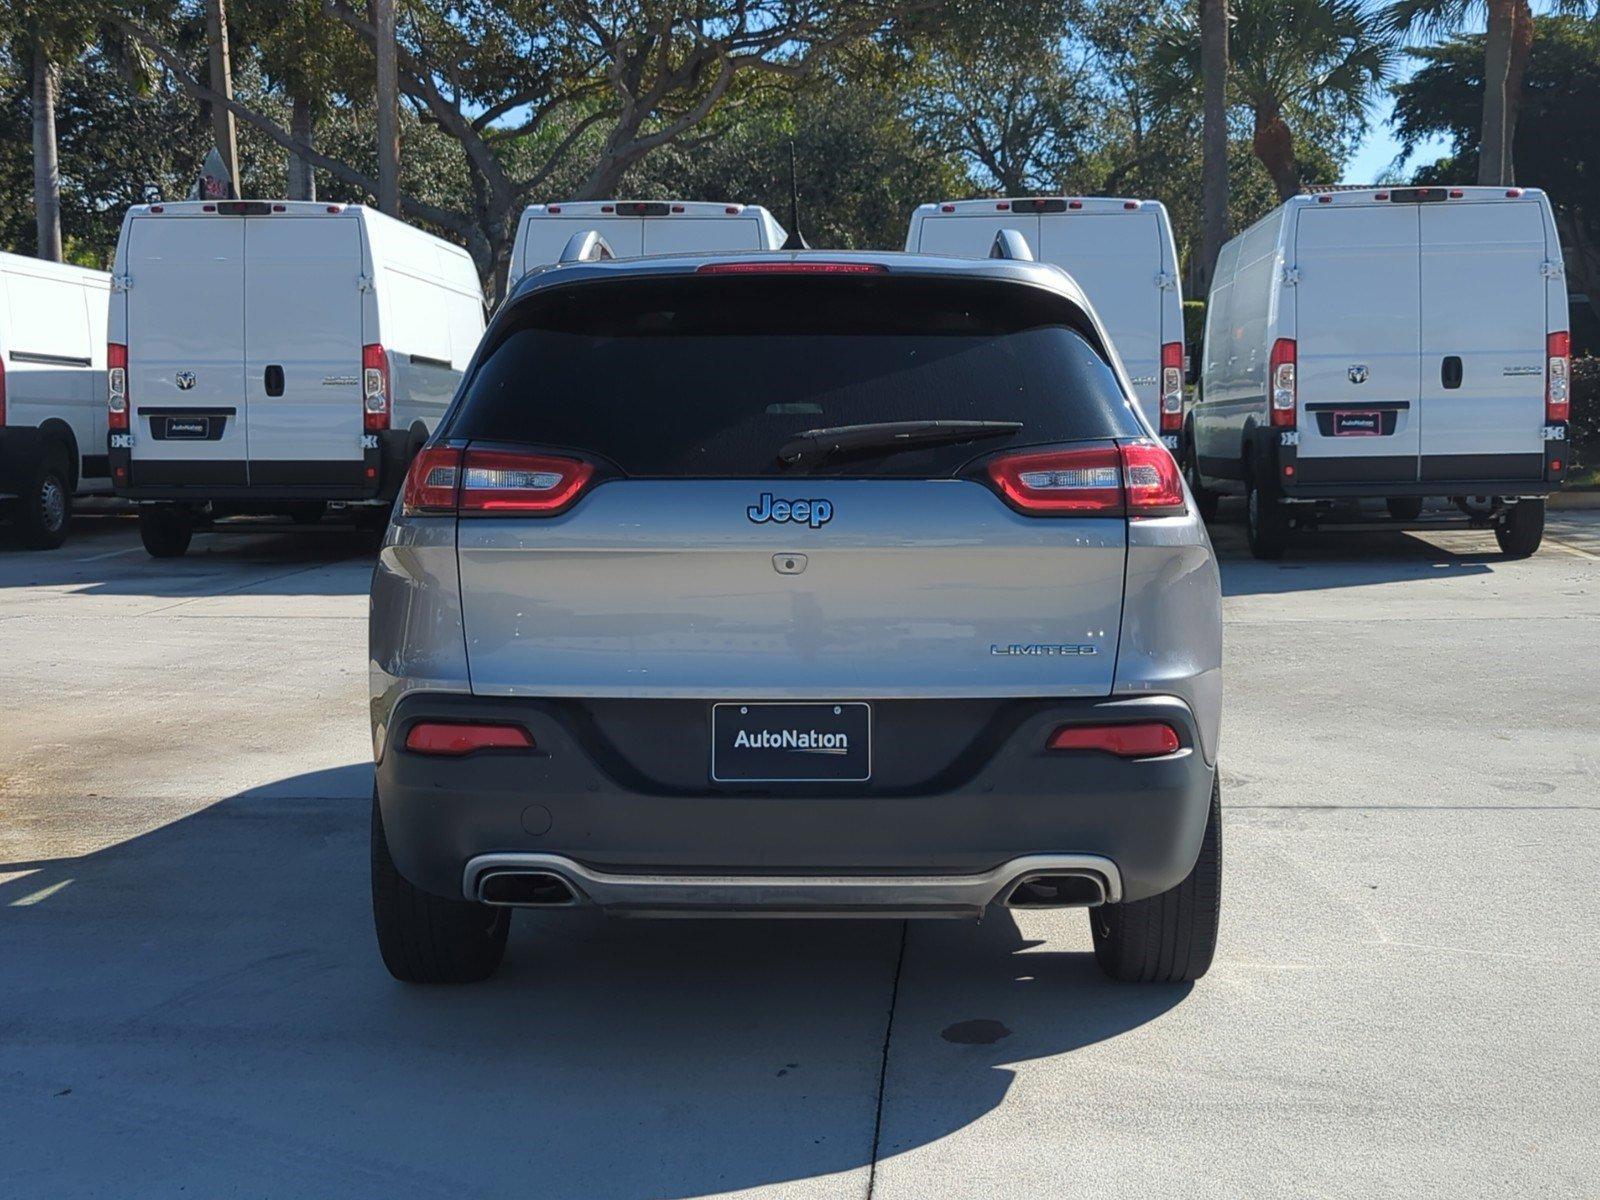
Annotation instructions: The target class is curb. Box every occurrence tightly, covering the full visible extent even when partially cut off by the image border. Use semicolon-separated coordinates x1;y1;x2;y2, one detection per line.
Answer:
1550;490;1600;510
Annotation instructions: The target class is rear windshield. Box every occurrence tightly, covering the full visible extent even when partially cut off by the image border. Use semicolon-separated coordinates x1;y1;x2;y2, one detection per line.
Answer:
446;274;1141;477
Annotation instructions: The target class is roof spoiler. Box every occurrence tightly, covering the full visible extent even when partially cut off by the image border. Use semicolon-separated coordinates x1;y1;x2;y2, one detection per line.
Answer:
558;230;616;265
988;229;1035;262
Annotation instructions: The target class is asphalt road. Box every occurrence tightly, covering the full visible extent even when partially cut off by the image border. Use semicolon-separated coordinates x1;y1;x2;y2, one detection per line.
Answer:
2;506;1597;1199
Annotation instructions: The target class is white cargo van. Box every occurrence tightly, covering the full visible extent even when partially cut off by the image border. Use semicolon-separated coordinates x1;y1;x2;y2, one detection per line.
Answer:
1189;186;1569;559
0;252;111;549
108;200;485;557
509;201;787;282
905;198;1186;441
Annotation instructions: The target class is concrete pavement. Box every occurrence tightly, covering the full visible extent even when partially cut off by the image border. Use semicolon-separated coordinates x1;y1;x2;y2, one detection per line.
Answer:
2;510;1596;1198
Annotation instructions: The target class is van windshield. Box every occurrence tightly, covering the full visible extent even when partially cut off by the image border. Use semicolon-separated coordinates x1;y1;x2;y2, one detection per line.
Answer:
445;274;1141;477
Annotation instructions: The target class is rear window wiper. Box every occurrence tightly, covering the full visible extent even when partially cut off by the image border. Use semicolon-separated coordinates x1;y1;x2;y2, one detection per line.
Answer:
776;420;1023;468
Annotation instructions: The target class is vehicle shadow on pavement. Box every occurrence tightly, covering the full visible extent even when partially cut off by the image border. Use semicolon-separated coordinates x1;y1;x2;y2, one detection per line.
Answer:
1211;520;1500;596
0;763;1185;1199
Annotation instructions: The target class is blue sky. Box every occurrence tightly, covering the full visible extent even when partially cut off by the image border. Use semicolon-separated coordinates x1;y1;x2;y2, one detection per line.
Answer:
1346;95;1454;184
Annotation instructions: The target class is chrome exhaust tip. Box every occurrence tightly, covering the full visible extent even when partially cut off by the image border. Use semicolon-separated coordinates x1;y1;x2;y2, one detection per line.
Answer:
477;870;578;907
1004;872;1108;909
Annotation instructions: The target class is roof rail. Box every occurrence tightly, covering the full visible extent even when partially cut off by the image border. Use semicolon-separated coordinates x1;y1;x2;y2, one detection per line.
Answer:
558;230;616;264
988;228;1035;262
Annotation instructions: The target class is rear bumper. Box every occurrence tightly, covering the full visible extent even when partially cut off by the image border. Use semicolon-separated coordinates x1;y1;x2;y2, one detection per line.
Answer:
110;429;412;502
375;692;1216;910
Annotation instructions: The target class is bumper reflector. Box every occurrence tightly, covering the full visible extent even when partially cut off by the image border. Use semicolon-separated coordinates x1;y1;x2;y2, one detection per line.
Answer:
405;721;535;756
1048;722;1180;757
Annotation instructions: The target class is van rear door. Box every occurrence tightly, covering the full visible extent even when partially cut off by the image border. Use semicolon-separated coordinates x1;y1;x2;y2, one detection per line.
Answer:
1036;213;1166;422
1293;205;1421;479
242;217;365;485
641;217;764;255
914;212;1042;261
1418;201;1547;481
125;216;247;482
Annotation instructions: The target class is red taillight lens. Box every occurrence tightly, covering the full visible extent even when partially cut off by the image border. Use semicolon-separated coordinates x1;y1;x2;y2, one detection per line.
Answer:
363;343;390;432
1048;722;1180;757
987;445;1123;513
1269;338;1297;428
459;450;595;514
1547;331;1571;422
986;441;1185;517
405;721;535;756
401;446;462;513
108;342;129;431
1121;440;1186;515
695;261;887;275
1160;341;1184;432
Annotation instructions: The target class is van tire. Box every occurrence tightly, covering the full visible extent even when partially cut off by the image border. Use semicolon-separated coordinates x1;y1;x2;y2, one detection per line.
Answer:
1245;475;1290;559
1092;773;1221;984
139;506;194;558
1385;497;1424;522
1183;440;1220;522
16;446;72;550
371;791;509;984
1495;498;1544;559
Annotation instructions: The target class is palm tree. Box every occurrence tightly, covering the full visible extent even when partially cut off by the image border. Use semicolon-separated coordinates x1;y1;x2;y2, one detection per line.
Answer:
1382;0;1585;185
203;0;239;191
1200;0;1229;288
1156;0;1399;201
373;0;399;216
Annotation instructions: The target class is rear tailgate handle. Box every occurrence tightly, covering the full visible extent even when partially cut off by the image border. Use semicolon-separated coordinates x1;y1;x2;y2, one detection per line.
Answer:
1441;356;1463;389
264;364;284;396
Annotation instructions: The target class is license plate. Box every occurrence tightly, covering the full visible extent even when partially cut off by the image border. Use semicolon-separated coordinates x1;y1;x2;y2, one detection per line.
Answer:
711;703;871;783
1331;410;1382;437
164;416;211;439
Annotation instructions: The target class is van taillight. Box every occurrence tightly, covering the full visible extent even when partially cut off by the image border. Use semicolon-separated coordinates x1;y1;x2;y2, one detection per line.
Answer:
402;447;595;516
108;343;129;431
363;343;390;431
1269;338;1297;428
1547;331;1571;422
985;441;1185;517
1160;341;1184;432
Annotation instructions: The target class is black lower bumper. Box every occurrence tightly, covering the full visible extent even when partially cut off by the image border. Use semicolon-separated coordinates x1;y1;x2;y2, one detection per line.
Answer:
110;429;413;502
375;693;1217;906
0;426;47;496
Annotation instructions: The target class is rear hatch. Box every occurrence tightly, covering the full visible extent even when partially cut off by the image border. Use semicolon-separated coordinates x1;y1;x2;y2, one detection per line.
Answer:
440;268;1152;699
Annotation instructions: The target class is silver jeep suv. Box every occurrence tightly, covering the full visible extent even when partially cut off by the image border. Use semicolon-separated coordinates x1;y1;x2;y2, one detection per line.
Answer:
368;250;1223;985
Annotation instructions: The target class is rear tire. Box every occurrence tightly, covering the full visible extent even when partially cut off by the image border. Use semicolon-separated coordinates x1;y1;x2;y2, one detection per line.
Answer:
371;790;509;984
1245;474;1290;560
138;506;194;558
1092;773;1221;984
16;446;72;550
1495;498;1545;559
1183;438;1220;522
1385;497;1424;522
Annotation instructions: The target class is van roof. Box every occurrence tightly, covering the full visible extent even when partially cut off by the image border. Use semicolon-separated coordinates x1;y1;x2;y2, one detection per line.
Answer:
913;197;1168;217
124;199;359;218
0;249;109;288
523;200;773;218
1289;185;1549;207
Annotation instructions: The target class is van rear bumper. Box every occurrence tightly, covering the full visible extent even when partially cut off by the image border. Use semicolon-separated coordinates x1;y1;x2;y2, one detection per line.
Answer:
0;427;47;496
375;693;1217;909
110;430;413;501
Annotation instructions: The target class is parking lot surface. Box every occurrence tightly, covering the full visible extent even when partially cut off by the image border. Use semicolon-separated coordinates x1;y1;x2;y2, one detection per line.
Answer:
3;508;1598;1199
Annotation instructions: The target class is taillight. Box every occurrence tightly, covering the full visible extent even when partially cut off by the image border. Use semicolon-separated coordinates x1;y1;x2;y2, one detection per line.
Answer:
401;446;462;513
985;441;1185;517
363;343;390;432
405;721;535;756
1160;341;1184;432
1048;723;1181;757
108;343;129;431
402;446;596;516
459;449;594;513
1269;338;1296;428
1547;331;1571;422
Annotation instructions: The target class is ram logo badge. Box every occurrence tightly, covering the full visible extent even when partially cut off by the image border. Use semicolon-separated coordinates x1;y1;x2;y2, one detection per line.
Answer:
175;370;197;390
748;493;834;528
1347;364;1369;385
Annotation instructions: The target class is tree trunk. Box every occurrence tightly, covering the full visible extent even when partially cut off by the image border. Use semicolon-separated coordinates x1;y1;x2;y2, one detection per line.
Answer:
1199;0;1229;291
1503;0;1534;186
1478;0;1515;186
31;39;62;263
1253;105;1300;202
288;92;316;201
204;0;240;192
373;0;400;216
